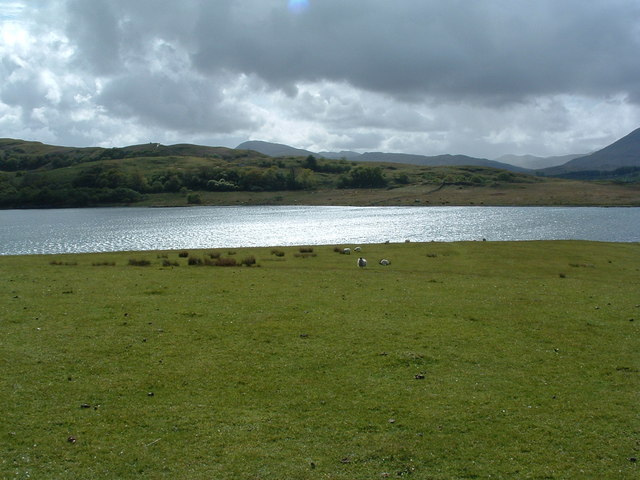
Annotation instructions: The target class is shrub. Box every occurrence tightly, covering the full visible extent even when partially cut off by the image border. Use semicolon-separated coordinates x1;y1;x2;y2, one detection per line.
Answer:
227;250;237;256
188;257;203;266
299;247;314;253
271;249;285;257
241;255;256;266
128;259;151;266
187;193;202;204
178;251;189;258
92;261;115;266
162;259;179;267
208;251;221;259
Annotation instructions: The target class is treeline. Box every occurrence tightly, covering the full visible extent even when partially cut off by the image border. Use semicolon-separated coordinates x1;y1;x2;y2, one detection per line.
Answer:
0;153;397;208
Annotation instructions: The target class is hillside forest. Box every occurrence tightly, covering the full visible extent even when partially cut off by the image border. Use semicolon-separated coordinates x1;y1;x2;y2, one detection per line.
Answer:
0;139;540;208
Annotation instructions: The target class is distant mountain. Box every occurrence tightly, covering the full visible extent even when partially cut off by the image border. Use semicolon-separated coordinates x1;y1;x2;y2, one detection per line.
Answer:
541;127;640;175
236;140;529;173
495;153;585;170
317;150;362;160
236;140;315;158
357;152;530;173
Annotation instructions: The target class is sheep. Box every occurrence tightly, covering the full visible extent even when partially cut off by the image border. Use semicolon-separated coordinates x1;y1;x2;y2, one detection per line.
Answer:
343;248;351;255
354;246;361;252
357;257;367;268
379;259;390;266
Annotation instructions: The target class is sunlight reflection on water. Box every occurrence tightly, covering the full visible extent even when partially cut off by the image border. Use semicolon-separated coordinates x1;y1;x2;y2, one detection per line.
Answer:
1;206;639;255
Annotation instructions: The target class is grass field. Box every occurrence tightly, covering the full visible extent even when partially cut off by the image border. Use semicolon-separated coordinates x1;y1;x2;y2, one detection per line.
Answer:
1;241;639;479
136;179;640;208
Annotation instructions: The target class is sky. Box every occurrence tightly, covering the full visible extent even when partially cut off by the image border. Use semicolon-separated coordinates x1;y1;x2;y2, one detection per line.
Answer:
1;0;640;159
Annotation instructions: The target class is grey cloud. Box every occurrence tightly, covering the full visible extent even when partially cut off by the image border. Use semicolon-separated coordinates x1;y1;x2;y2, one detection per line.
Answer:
97;72;257;133
62;0;640;103
189;0;640;103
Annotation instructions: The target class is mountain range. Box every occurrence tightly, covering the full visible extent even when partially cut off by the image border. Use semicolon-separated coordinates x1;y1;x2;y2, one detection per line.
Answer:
238;127;640;175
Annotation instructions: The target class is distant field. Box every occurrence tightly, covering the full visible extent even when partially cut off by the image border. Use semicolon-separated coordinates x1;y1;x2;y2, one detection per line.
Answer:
136;179;640;207
1;241;639;479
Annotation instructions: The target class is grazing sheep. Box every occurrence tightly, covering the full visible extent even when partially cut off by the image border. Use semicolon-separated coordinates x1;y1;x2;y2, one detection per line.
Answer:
379;259;390;266
354;246;361;252
343;248;351;255
357;257;367;268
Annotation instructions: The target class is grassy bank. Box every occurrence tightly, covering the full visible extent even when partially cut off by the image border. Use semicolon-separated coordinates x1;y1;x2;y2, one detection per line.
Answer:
135;179;640;207
1;241;639;479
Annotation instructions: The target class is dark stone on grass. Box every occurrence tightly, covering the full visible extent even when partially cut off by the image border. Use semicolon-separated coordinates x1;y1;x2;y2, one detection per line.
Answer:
340;457;351;464
300;334;309;338
630;457;637;462
80;403;91;409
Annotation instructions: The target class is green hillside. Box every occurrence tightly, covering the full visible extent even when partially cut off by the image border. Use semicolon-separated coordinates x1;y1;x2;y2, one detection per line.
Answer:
1;138;638;208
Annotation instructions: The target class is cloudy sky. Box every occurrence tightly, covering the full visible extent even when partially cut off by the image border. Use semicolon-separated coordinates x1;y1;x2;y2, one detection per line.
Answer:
1;0;639;158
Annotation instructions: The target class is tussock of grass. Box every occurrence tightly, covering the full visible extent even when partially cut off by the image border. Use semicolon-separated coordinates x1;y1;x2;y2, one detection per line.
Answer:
2;241;639;479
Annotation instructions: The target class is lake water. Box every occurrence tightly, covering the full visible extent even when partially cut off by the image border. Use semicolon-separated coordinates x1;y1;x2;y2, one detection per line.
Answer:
1;206;639;255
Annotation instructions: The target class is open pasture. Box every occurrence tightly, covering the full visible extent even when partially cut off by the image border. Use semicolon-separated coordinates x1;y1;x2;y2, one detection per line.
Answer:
1;241;639;479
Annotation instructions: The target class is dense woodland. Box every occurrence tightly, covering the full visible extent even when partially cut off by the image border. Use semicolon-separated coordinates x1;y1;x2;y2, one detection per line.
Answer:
0;139;546;208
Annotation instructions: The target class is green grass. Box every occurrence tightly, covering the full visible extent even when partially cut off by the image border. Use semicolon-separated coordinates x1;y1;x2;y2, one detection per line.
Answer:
1;241;639;479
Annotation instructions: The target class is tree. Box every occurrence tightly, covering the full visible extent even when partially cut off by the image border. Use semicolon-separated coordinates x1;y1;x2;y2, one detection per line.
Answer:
338;166;388;188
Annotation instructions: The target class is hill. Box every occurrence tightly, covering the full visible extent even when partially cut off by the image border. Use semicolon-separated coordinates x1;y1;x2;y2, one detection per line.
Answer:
1;138;638;208
541;127;640;175
495;153;585;170
236;140;316;157
237;140;529;173
358;152;530;173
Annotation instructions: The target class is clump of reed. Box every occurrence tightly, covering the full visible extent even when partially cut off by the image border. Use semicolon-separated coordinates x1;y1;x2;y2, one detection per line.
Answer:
128;259;151;266
271;249;285;257
215;257;237;267
241;255;256;266
49;260;78;266
92;261;116;266
188;256;203;266
295;252;317;258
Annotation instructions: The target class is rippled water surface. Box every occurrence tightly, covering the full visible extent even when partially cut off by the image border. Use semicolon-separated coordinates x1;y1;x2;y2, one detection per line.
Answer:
1;206;639;255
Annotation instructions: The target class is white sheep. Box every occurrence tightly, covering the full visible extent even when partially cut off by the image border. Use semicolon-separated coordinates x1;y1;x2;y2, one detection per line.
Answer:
357;257;367;268
354;246;361;252
343;248;351;255
379;259;390;266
